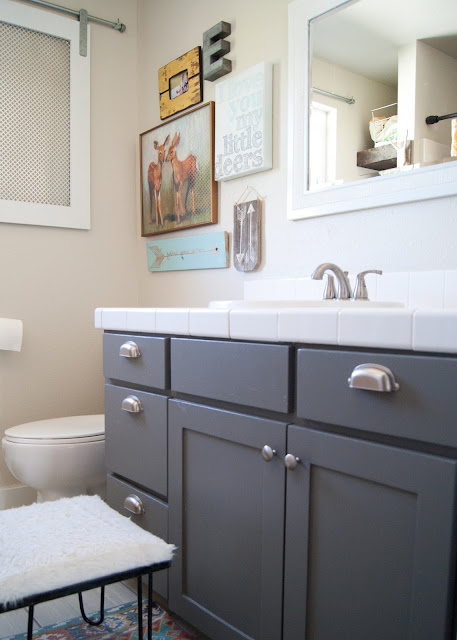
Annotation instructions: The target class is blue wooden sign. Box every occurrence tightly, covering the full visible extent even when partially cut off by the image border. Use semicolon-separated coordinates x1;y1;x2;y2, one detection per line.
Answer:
146;231;229;272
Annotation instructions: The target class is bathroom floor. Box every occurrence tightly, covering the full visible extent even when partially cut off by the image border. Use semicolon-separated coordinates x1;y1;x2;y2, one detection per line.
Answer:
0;581;208;639
0;581;136;637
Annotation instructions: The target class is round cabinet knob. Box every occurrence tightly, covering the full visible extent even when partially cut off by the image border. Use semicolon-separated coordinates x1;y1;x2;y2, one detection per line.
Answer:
119;341;141;358
262;445;277;462
124;494;144;515
284;453;300;470
121;395;143;413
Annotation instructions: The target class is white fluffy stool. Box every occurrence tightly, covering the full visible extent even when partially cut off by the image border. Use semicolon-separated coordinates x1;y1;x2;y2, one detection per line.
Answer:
0;495;175;639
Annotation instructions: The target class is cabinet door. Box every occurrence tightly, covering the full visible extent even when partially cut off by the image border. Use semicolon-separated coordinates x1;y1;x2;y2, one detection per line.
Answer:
168;400;287;640
284;426;457;640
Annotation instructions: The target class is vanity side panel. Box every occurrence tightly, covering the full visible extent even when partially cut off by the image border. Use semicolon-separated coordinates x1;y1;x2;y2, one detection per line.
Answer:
170;338;292;413
297;349;457;447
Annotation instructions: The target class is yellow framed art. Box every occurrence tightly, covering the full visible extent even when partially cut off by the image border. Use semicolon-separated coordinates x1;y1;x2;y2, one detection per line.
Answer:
158;47;203;120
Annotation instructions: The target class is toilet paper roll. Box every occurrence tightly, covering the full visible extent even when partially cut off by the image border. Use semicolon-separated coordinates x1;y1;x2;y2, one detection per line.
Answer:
0;318;23;352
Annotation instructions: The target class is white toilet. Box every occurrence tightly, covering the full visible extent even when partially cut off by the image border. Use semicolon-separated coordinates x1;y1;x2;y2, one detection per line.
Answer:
2;415;106;502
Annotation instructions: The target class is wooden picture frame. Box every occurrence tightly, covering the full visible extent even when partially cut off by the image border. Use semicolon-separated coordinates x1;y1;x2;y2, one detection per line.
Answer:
159;47;203;120
140;102;217;237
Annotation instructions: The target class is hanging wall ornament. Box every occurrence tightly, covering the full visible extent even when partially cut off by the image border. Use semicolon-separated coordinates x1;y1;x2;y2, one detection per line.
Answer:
233;187;262;272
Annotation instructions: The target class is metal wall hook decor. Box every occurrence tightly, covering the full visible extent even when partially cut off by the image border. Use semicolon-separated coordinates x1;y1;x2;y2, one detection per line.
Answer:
20;0;126;56
233;186;263;272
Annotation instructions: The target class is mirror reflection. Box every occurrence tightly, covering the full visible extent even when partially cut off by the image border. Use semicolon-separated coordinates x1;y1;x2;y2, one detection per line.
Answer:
309;0;457;190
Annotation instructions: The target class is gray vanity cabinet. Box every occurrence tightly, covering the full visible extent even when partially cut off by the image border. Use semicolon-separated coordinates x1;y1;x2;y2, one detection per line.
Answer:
102;332;457;640
168;399;287;640
283;425;457;640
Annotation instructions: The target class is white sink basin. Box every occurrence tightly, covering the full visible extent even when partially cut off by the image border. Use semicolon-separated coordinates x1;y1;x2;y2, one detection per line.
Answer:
208;300;403;309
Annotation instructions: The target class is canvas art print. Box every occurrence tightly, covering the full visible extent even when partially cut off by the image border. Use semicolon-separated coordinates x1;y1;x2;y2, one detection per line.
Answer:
140;102;216;236
215;61;272;181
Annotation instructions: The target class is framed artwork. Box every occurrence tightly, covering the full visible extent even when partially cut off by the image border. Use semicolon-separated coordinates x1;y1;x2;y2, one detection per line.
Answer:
140;101;217;237
158;47;203;120
215;61;273;181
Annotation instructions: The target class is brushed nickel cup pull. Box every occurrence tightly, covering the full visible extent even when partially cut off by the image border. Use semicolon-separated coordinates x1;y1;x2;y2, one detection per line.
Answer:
119;341;141;358
124;494;144;515
284;454;300;470
348;363;400;392
262;445;277;462
121;395;143;413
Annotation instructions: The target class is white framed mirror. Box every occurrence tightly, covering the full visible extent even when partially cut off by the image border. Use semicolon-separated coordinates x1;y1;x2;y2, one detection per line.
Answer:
287;0;457;220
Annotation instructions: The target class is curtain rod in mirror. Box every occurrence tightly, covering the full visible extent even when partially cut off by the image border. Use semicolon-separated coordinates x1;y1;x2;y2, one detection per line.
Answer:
312;87;355;104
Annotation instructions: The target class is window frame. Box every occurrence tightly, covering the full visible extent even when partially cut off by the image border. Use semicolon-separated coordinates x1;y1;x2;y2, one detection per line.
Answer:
0;0;90;230
309;100;337;189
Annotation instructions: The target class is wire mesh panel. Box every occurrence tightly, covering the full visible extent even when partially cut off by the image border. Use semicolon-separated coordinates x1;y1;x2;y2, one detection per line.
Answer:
0;20;71;206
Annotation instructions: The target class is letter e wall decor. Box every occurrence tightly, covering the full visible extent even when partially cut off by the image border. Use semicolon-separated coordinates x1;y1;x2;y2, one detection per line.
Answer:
203;21;232;82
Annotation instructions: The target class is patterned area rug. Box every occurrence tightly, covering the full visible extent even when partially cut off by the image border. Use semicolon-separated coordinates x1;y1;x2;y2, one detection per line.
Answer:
4;600;196;640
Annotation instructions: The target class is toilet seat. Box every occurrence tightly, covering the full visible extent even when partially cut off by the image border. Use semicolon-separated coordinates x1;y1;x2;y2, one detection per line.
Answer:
4;415;105;445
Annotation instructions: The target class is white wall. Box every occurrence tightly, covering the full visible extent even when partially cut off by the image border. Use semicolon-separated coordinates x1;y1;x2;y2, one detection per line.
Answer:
136;0;457;309
398;42;417;140
0;0;140;488
415;41;457;147
399;40;457;157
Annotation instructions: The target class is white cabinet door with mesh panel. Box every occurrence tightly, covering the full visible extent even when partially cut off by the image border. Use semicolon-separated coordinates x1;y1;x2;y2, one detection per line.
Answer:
0;0;90;229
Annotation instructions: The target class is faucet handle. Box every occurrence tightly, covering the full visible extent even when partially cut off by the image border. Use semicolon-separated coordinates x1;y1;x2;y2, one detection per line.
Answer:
353;270;382;301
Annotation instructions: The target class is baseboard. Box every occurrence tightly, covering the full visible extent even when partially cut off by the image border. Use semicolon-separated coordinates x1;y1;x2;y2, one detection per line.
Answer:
0;485;36;510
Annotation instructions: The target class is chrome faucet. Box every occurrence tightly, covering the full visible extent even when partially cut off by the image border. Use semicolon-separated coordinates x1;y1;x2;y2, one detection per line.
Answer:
311;263;352;300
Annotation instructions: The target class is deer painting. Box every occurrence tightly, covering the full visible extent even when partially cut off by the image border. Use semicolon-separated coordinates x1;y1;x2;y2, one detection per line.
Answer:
147;134;170;226
166;132;198;224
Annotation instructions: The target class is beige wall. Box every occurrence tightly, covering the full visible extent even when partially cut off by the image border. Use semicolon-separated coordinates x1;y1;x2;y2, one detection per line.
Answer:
0;0;140;487
311;57;397;183
3;0;457;491
136;0;290;307
136;0;457;307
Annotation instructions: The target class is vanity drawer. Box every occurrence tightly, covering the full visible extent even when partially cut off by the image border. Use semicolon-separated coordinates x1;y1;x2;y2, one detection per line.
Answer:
297;348;457;447
105;384;167;497
170;338;292;413
103;333;169;389
107;474;169;600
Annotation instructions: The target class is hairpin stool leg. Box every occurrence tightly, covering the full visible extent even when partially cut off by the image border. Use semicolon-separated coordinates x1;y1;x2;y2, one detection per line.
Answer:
138;575;144;640
78;587;105;625
27;605;34;640
148;570;153;639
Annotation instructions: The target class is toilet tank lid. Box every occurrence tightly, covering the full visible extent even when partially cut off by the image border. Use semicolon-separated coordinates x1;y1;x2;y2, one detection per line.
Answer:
4;415;105;441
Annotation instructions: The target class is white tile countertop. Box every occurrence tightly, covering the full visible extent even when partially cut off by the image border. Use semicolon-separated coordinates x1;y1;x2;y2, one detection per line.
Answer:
94;305;457;354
